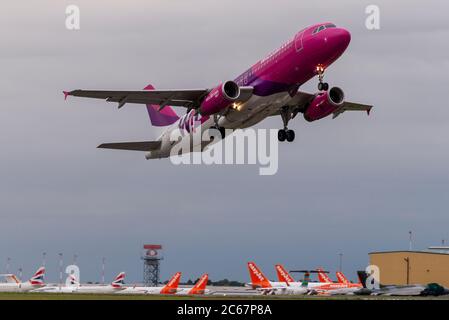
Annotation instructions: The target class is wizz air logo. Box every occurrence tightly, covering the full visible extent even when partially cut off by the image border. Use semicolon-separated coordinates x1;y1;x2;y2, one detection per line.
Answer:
249;264;265;282
178;110;209;134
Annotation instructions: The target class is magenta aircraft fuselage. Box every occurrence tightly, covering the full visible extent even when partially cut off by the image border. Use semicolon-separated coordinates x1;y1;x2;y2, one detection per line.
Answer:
64;22;371;158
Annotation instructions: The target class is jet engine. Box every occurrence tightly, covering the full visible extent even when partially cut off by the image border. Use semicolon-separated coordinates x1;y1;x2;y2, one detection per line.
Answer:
199;81;241;116
304;87;345;122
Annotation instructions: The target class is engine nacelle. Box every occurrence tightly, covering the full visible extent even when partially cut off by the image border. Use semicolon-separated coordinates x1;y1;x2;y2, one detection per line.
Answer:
304;87;345;122
199;81;240;116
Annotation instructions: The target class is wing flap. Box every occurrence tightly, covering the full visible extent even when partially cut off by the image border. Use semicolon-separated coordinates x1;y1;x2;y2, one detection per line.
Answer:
97;141;161;151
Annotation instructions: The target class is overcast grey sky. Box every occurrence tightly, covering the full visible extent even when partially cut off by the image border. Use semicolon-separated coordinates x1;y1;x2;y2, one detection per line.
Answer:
1;0;449;284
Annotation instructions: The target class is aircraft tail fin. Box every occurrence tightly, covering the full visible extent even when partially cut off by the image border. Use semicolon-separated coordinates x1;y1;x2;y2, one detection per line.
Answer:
188;274;208;295
144;84;179;126
68;274;80;287
111;272;126;288
247;262;271;288
316;267;332;283
275;264;295;284
357;271;369;289
336;271;350;284
4;274;20;284
160;272;182;294
29;267;45;286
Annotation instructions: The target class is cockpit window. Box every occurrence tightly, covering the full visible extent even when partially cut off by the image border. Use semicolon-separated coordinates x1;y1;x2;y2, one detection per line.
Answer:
313;24;337;34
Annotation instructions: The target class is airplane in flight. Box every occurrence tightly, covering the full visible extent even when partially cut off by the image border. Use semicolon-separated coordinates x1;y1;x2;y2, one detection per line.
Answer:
63;22;372;159
116;272;182;295
0;267;45;292
34;271;126;294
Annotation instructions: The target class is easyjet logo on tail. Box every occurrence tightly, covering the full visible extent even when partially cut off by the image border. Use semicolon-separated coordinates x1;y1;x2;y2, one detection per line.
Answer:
336;271;349;284
189;274;208;294
161;272;182;294
247;262;271;288
275;264;295;283
317;268;332;283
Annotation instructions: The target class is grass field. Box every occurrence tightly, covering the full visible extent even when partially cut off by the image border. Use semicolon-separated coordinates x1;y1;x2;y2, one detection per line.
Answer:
1;292;448;300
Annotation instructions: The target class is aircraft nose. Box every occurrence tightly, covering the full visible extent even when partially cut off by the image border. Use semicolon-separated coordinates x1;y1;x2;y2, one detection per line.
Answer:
333;28;351;50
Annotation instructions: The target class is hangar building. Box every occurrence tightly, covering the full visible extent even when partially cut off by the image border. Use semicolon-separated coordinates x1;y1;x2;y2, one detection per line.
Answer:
369;247;449;287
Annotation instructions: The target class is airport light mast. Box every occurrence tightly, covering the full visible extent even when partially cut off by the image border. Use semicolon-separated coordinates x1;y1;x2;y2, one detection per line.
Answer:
142;244;163;286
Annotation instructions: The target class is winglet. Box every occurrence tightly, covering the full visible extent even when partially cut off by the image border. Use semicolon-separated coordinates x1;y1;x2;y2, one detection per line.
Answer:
63;91;70;101
367;107;372;116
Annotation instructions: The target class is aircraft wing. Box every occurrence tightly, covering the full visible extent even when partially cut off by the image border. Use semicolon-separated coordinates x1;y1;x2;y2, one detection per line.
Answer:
332;102;373;118
273;91;372;118
64;87;253;109
64;89;209;109
98;141;161;151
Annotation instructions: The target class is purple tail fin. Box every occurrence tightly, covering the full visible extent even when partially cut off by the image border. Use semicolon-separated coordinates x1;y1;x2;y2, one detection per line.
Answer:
144;84;179;126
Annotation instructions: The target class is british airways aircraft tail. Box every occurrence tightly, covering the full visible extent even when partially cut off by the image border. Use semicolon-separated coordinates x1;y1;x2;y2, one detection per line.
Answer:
144;84;179;126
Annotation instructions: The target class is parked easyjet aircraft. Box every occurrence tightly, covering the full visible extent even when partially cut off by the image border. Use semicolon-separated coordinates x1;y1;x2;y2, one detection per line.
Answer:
248;262;324;295
117;272;181;295
176;274;210;295
309;270;362;295
64;23;372;158
0;267;45;292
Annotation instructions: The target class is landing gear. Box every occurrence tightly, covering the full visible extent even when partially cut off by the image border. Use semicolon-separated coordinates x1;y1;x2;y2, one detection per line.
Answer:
316;65;329;91
212;114;225;139
278;106;295;142
278;129;295;142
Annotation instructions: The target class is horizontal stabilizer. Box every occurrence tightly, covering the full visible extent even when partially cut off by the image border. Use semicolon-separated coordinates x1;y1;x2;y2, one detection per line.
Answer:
98;141;161;151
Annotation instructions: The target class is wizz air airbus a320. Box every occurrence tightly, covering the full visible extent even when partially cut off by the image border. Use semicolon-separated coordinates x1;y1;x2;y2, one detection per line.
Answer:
64;23;372;159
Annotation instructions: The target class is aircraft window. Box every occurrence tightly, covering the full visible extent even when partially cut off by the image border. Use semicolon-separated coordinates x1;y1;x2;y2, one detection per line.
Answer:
313;25;325;34
313;24;337;34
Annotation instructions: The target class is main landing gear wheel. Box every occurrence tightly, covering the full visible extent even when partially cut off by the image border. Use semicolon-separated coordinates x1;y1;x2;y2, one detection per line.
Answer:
316;64;329;91
286;129;295;142
278;129;295;142
212;114;225;139
278;106;296;142
278;129;286;142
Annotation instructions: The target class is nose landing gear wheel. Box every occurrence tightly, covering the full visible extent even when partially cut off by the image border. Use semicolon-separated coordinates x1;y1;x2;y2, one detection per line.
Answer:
316;65;328;91
318;82;329;91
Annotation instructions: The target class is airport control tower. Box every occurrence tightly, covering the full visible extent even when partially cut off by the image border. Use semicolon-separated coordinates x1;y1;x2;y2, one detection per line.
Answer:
142;244;163;286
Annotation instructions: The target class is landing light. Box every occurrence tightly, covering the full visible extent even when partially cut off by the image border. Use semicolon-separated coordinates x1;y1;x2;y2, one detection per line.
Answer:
232;103;243;111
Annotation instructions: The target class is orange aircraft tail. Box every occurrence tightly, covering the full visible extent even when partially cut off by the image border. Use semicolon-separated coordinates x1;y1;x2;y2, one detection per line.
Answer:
336;271;350;284
247;262;271;288
188;274;209;295
317;268;333;283
275;264;295;284
160;272;182;294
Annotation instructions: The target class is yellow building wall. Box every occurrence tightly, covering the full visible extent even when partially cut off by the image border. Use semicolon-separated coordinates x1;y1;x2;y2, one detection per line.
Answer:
370;251;449;287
